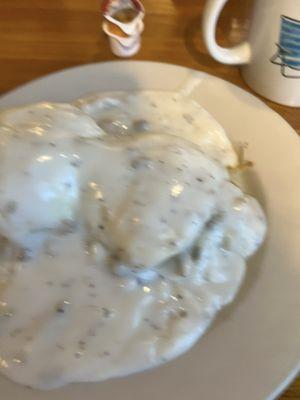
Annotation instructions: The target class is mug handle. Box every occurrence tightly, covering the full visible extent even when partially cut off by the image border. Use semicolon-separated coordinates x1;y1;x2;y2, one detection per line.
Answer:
202;0;251;64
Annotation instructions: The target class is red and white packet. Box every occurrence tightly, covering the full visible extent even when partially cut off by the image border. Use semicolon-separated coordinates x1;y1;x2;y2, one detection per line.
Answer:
102;0;145;57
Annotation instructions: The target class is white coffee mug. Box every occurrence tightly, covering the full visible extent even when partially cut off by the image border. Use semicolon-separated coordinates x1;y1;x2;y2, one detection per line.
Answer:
203;0;300;107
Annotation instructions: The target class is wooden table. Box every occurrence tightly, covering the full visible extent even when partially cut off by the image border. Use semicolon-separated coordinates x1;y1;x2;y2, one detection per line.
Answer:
0;0;298;398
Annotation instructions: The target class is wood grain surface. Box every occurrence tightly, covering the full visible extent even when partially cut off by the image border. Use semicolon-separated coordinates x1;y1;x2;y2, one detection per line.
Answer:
0;0;299;398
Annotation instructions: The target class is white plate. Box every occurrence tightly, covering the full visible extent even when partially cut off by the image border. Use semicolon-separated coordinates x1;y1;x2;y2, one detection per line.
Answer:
0;61;299;400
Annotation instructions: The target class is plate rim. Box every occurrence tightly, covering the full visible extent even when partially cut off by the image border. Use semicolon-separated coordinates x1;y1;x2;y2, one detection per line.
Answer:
0;59;299;141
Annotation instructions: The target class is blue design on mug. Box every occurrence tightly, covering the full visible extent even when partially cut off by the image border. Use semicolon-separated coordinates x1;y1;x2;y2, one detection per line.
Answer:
270;15;300;78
